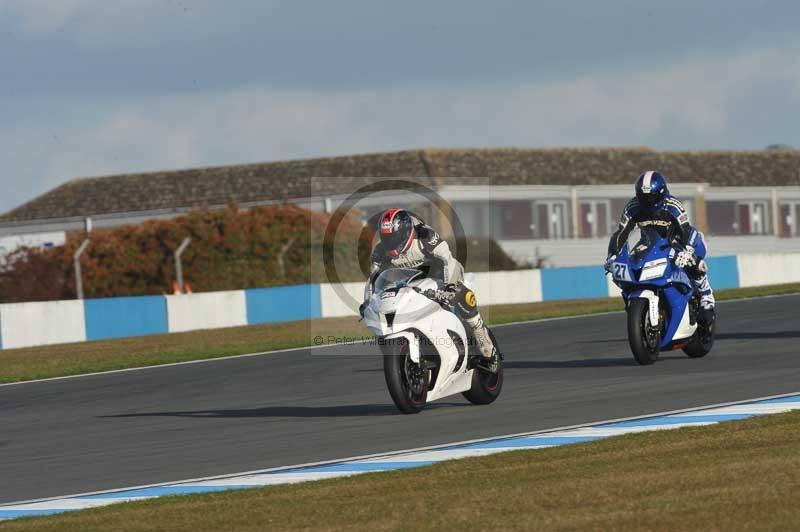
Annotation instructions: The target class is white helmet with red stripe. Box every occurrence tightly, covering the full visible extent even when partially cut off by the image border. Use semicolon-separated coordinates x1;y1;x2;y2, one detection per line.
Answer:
379;208;416;257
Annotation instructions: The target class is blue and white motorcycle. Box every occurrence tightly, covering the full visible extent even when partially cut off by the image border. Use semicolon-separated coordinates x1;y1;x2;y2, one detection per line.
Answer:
608;226;715;365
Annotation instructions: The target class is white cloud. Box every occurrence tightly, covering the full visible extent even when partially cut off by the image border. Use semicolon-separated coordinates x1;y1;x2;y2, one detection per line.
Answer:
43;113;200;182
2;44;799;212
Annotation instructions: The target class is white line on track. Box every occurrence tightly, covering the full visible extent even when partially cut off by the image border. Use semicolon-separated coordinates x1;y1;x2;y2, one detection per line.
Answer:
0;291;795;389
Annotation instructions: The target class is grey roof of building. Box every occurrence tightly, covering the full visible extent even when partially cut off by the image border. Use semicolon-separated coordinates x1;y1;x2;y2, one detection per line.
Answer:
3;147;799;222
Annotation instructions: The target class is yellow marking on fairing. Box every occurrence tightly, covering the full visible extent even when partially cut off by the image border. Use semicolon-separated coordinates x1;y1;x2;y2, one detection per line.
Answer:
466;291;477;306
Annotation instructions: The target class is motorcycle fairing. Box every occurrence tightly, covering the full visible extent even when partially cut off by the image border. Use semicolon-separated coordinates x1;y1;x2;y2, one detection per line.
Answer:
367;270;474;403
660;286;695;345
615;227;698;349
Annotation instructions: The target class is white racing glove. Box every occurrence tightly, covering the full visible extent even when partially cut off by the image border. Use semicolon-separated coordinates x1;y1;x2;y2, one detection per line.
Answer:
604;254;617;273
674;245;697;269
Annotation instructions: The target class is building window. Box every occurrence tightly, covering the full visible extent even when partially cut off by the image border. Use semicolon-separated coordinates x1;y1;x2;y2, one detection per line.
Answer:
534;201;568;239
707;201;737;235
451;201;486;237
737;201;770;235
579;200;611;238
491;201;533;239
780;202;800;237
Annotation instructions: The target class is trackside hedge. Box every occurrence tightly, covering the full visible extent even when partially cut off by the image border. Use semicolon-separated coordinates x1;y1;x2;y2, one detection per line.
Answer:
0;205;370;302
0;204;520;303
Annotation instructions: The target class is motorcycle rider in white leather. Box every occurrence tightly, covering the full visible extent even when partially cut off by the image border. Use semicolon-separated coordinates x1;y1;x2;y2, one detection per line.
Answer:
361;208;499;372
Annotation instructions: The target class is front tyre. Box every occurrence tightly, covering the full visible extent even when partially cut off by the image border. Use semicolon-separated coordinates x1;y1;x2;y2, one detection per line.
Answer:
383;341;428;414
463;328;503;405
627;298;661;365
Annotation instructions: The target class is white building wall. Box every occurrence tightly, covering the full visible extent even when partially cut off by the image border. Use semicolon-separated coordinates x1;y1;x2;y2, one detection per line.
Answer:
0;232;66;264
500;236;800;268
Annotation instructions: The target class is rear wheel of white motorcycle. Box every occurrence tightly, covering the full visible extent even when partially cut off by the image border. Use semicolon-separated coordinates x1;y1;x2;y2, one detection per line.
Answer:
462;328;503;405
383;341;428;414
627;299;661;365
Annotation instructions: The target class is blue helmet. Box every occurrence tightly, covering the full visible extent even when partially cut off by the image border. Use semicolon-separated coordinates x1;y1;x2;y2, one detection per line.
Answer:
635;171;669;208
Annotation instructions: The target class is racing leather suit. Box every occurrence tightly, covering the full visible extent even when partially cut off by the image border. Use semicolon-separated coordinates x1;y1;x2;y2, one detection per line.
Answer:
608;195;715;308
364;215;496;360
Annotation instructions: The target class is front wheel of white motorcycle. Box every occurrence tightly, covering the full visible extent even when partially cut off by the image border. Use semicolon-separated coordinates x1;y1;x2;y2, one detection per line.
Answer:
462;328;503;405
383;341;428;414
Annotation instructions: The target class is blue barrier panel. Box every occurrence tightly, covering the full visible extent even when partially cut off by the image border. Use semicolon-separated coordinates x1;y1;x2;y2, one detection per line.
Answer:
541;265;609;301
706;255;739;290
246;284;322;324
84;296;168;341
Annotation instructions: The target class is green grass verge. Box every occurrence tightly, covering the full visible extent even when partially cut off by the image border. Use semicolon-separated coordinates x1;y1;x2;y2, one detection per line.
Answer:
4;409;800;531
1;282;798;384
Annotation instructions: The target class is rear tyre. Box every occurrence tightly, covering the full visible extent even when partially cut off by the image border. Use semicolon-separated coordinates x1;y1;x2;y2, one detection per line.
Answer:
627;299;661;365
383;340;428;414
683;309;715;358
462;328;503;405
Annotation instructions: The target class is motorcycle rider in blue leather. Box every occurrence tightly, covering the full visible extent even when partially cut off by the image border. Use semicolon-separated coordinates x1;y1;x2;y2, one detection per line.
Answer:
606;171;716;314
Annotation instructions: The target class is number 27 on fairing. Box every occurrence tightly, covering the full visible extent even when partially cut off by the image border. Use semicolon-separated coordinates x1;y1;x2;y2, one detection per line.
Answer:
613;263;631;281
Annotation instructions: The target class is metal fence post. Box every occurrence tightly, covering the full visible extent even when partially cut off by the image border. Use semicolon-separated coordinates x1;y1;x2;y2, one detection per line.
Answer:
174;237;192;294
74;239;90;299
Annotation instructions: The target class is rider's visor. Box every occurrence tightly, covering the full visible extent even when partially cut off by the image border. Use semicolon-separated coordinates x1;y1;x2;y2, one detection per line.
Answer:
380;227;414;255
637;192;659;208
381;232;404;252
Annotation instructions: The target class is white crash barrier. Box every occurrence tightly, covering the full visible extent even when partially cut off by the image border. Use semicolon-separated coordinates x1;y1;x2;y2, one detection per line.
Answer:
165;291;248;333
737;253;800;288
318;270;543;318
0;300;86;349
3;253;800;350
467;270;542;305
319;282;364;318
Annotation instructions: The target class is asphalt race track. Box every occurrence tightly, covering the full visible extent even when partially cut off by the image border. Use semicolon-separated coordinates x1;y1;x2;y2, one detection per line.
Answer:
2;295;799;504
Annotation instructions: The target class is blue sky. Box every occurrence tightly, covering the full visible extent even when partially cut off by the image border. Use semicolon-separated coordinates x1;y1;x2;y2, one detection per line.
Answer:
1;0;799;212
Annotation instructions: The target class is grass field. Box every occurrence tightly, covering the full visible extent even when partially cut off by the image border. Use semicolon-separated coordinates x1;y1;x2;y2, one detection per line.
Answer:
3;408;799;531
1;282;798;384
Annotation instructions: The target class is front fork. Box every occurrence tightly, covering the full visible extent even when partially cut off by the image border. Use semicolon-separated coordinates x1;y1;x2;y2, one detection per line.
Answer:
625;289;661;327
381;331;421;363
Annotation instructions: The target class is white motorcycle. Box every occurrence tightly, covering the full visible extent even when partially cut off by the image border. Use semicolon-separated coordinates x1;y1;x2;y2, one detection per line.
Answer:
364;268;503;414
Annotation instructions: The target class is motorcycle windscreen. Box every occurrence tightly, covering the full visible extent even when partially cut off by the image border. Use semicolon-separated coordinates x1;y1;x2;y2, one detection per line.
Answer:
625;226;663;265
373;268;424;293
